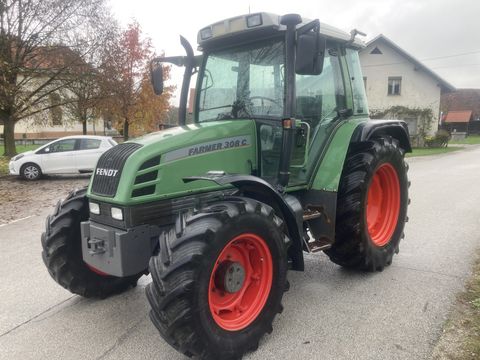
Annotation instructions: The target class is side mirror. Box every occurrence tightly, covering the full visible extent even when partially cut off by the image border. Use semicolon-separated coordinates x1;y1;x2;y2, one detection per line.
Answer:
45;147;50;153
295;32;326;75
151;63;164;95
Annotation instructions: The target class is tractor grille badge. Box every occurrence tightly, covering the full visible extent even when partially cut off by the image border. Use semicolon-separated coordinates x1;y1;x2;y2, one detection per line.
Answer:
96;168;119;177
91;143;142;197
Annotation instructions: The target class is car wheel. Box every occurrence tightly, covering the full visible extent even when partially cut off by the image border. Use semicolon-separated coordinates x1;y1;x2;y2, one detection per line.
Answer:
21;163;42;181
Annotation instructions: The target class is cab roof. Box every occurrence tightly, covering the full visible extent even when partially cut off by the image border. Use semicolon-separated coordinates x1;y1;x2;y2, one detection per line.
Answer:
197;12;365;50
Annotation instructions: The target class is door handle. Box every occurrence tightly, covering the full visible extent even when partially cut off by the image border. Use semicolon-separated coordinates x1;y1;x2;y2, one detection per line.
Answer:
290;121;310;169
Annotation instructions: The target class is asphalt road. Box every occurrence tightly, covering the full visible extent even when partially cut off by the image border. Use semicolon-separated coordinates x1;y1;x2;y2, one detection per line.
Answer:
1;146;480;360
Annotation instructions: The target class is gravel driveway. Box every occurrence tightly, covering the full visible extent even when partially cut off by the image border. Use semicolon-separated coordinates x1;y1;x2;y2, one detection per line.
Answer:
0;175;90;225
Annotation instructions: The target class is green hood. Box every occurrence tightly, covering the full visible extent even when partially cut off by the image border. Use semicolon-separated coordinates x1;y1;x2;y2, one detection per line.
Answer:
88;120;257;205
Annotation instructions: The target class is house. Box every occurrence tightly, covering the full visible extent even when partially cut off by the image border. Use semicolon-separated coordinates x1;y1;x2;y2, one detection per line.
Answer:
442;110;474;135
0;45;107;141
6;112;107;140
441;89;480;135
359;34;455;143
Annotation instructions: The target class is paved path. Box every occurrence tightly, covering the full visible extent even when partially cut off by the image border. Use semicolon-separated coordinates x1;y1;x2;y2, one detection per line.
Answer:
1;147;480;360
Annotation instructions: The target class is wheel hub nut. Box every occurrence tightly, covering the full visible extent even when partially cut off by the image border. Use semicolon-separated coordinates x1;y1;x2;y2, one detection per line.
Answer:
216;261;245;293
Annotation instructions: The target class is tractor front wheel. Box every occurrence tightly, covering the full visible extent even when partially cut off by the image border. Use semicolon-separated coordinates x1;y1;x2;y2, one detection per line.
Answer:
326;137;409;271
146;198;289;359
41;187;142;298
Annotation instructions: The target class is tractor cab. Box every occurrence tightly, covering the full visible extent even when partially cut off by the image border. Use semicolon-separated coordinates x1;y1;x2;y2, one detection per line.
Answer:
152;12;368;188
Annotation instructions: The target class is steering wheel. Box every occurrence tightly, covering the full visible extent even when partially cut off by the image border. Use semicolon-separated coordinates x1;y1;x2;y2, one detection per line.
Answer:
249;96;282;116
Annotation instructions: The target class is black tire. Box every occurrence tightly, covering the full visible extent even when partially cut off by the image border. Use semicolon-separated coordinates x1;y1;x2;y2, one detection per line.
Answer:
146;197;290;359
325;136;409;271
41;187;142;298
21;162;42;180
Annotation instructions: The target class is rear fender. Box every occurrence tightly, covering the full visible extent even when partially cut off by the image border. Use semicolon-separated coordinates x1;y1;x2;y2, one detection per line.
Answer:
184;174;305;271
351;120;412;152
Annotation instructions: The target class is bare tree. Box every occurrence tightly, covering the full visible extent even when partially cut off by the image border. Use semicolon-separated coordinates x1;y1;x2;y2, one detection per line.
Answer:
0;0;112;156
61;21;118;135
62;69;100;135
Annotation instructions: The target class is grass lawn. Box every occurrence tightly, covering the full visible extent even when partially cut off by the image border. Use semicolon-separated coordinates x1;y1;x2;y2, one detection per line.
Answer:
459;255;480;357
0;144;41;176
450;135;480;145
13;144;41;153
0;157;9;176
406;146;463;157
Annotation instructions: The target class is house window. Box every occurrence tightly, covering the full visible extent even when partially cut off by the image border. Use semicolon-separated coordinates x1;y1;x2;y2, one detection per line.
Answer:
388;77;402;95
370;47;383;55
363;77;367;92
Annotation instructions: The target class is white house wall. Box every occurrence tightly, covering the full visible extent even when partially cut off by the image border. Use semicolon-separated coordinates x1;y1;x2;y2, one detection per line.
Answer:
0;73;105;138
360;39;442;135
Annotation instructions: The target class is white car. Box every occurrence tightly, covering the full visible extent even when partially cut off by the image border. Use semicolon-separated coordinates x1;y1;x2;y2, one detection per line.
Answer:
9;135;117;180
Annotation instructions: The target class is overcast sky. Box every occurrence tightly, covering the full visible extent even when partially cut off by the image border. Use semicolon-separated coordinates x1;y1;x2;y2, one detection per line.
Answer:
111;0;480;103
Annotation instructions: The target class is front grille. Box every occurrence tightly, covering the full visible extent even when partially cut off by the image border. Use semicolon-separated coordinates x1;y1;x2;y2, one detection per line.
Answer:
131;155;161;198
139;155;160;170
132;185;156;198
134;171;157;185
91;143;142;197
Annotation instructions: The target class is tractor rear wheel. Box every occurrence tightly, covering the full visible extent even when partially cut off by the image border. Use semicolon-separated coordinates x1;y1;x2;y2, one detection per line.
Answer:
41;187;142;298
146;198;289;359
326;137;409;271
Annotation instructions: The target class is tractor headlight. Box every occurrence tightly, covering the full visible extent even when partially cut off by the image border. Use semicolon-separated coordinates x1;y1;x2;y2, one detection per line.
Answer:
111;207;123;221
89;202;100;215
246;14;262;28
200;27;213;40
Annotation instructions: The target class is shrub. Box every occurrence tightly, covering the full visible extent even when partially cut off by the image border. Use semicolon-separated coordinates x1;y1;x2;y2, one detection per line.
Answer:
425;129;451;148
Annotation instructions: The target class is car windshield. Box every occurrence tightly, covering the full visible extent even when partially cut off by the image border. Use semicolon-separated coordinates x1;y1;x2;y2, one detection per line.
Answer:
197;40;285;122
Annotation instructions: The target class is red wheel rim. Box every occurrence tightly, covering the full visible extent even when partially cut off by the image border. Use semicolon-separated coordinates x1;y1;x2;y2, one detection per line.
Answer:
208;233;273;331
366;163;401;247
86;263;109;276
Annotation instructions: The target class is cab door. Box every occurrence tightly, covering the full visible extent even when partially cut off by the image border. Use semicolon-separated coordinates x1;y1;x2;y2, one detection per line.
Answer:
288;43;347;186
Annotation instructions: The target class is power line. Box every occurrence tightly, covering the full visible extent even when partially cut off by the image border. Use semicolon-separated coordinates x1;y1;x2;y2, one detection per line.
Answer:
362;49;480;68
430;63;480;70
422;50;480;61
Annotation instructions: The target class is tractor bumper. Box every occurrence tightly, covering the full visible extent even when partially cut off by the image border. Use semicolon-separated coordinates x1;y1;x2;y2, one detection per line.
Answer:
80;221;160;277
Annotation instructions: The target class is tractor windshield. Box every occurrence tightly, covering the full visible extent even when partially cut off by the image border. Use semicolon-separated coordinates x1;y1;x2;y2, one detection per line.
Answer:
197;40;284;122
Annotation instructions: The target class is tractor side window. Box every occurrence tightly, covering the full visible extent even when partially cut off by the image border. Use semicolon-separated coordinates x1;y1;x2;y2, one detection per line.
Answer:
345;48;368;115
259;122;283;180
289;47;345;185
295;47;345;130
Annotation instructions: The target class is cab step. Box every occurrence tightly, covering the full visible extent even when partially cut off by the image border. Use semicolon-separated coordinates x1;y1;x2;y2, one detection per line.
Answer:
304;238;332;253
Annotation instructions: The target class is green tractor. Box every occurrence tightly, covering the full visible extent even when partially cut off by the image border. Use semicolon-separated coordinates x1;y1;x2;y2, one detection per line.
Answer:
41;13;410;359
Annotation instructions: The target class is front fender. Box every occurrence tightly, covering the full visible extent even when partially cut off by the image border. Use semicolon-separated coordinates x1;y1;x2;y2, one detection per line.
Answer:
184;174;305;271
